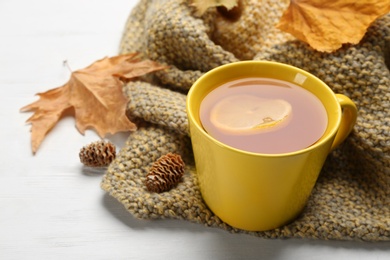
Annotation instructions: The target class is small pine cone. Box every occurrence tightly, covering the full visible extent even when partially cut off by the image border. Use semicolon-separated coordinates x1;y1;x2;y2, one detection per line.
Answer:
145;153;185;193
79;140;116;167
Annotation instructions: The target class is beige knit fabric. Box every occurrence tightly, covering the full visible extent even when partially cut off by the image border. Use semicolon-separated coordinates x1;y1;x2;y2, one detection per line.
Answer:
101;0;390;241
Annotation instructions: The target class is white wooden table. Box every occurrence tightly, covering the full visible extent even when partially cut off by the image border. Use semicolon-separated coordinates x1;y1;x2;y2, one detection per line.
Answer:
1;0;389;259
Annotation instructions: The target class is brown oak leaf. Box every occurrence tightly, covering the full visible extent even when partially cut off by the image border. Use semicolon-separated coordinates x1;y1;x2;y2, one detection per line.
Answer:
277;0;390;52
21;53;167;154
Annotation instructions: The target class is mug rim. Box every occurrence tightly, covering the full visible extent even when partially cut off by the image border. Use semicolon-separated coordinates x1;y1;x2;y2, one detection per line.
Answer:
186;60;342;157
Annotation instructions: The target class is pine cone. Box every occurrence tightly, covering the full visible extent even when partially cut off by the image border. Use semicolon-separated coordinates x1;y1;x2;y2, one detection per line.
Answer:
145;153;185;193
79;140;116;167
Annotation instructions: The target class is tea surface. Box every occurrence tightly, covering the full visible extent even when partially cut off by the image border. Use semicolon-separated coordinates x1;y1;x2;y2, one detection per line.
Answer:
199;77;328;154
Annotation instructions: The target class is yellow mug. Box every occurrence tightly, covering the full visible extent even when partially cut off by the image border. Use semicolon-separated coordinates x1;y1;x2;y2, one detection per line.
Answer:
186;61;357;231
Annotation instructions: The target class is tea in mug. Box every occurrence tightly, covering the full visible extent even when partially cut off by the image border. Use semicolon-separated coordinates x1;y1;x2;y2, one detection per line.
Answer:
199;77;328;154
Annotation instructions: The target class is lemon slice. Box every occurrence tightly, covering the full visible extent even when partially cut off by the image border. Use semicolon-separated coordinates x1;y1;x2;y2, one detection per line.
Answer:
210;95;292;132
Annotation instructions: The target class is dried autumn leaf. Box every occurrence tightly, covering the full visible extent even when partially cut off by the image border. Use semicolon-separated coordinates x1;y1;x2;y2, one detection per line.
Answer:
277;0;390;52
192;0;238;16
21;53;167;154
21;86;72;154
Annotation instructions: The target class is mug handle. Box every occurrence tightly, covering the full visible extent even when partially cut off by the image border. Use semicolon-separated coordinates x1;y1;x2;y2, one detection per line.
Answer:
330;94;358;151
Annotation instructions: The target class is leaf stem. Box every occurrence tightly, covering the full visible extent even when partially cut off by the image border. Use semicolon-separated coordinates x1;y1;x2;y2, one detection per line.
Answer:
63;60;73;72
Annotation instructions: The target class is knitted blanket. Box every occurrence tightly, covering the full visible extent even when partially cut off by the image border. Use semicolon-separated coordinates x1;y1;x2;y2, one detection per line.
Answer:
101;0;390;241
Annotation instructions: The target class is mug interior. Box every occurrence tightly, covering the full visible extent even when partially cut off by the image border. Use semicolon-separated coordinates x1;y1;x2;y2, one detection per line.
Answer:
187;61;342;155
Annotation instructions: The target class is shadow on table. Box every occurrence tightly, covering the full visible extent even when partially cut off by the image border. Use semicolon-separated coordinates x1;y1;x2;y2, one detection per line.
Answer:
101;193;390;259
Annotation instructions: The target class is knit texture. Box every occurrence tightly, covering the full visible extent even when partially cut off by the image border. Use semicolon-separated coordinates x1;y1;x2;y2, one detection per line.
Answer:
101;0;390;241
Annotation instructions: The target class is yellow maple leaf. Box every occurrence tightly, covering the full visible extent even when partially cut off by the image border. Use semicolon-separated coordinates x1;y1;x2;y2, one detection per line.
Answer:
21;53;167;154
191;0;238;16
277;0;390;52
